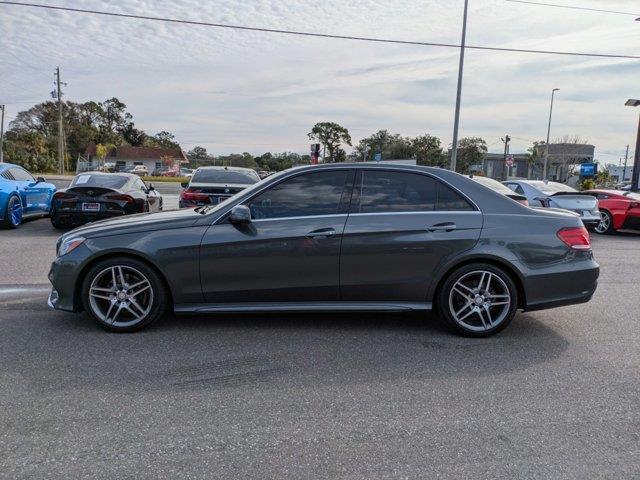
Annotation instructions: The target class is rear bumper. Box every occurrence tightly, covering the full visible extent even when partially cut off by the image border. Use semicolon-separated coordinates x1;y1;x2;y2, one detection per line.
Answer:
53;210;125;226
521;257;599;312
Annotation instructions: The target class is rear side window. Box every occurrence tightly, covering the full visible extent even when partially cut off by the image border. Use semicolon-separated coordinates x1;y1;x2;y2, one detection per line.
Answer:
9;167;34;182
506;183;525;195
248;170;350;220
355;170;473;213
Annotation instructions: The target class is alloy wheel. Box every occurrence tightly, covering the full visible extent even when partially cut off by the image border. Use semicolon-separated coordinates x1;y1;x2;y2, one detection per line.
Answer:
594;211;610;234
448;270;511;332
88;265;154;327
9;198;23;226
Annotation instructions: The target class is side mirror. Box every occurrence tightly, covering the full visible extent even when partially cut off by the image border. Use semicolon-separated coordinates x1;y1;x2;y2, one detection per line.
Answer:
36;176;46;183
180;182;188;189
148;183;155;191
229;205;252;224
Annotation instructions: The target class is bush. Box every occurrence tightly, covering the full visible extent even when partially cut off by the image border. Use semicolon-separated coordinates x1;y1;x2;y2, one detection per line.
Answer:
578;179;596;191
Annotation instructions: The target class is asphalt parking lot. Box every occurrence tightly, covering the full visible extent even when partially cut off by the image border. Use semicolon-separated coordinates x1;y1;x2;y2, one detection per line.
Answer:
1;219;639;479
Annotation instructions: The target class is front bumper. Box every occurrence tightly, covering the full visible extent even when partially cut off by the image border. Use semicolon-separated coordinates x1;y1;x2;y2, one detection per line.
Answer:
47;246;89;312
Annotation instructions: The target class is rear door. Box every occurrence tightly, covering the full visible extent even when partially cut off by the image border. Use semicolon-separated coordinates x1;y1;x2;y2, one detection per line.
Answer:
340;169;483;302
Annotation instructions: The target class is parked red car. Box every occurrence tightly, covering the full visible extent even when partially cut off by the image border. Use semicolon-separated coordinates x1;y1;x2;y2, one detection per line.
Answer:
583;189;640;234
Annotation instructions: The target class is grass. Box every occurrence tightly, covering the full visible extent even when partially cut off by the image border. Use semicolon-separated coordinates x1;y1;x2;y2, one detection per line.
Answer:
141;176;190;183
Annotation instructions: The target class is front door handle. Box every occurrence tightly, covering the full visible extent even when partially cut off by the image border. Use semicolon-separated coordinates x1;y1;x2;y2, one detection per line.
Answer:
427;222;456;232
306;228;336;239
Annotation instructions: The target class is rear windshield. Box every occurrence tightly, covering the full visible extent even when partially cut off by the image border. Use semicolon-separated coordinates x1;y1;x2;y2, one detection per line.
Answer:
192;169;259;185
71;174;129;189
469;176;515;195
528;181;576;194
623;191;640;201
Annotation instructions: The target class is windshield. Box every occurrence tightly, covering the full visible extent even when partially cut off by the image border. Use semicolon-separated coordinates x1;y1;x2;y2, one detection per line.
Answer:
469;176;515;195
71;174;129;189
192;169;260;185
528;181;576;194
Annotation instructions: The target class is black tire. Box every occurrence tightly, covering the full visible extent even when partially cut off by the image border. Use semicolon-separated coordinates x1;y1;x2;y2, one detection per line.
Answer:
436;263;519;337
49;207;67;230
594;210;615;235
1;195;22;229
80;256;168;332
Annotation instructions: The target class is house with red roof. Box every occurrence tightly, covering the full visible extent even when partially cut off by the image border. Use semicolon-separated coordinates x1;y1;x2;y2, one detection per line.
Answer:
84;143;188;173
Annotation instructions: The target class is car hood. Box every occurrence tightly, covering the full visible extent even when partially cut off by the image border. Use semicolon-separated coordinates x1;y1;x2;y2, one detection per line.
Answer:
63;208;203;239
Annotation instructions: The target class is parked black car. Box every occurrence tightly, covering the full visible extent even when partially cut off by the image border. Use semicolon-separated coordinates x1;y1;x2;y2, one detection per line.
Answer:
49;164;598;336
179;166;261;208
50;172;162;229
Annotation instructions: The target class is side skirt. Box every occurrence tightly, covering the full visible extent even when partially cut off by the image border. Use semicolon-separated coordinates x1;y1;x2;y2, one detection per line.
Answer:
174;302;432;314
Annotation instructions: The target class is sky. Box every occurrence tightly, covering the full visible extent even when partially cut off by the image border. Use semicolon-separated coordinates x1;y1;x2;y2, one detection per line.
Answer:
0;0;639;162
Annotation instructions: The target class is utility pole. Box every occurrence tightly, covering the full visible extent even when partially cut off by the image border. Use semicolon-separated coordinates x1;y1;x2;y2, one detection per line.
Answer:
55;67;64;175
622;144;629;183
450;0;469;172
501;135;511;181
0;104;5;163
543;88;559;180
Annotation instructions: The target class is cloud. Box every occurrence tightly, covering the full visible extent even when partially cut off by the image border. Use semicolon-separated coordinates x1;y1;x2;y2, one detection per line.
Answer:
0;0;638;158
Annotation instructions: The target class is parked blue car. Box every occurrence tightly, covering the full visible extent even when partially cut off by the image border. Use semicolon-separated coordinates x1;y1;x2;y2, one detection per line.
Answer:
0;163;57;228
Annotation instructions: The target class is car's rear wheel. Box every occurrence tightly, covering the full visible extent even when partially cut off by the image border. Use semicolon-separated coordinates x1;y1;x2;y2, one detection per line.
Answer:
437;263;518;337
2;195;23;229
594;210;614;234
81;257;167;332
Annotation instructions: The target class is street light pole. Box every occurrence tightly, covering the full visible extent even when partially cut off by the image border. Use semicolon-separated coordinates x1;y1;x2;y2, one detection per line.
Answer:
542;88;559;180
450;0;469;172
626;99;640;192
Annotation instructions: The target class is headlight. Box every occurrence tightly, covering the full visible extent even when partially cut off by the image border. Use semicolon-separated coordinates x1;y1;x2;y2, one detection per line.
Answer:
57;236;86;257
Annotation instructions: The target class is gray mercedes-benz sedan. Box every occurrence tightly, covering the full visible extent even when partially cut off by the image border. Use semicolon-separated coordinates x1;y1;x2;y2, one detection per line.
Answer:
48;164;599;337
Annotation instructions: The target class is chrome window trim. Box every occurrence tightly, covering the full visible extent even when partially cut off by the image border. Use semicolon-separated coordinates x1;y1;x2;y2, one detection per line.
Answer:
251;213;349;223
348;211;482;217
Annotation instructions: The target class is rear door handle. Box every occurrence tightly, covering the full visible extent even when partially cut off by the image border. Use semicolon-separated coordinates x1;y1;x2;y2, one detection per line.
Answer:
427;222;456;232
306;228;336;239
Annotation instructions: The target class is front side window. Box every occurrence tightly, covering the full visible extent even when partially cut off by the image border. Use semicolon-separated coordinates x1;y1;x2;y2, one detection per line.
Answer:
247;170;349;220
9;167;35;182
356;170;473;213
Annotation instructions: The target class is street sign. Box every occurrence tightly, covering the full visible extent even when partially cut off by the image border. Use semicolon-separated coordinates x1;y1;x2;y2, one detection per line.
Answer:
580;163;597;177
505;155;514;168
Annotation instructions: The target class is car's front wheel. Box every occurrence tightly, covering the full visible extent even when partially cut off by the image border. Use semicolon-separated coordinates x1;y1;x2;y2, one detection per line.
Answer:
594;210;614;234
437;263;518;337
81;257;168;332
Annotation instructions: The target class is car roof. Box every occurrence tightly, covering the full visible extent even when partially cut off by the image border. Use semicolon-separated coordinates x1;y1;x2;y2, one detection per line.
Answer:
76;171;135;180
195;166;256;172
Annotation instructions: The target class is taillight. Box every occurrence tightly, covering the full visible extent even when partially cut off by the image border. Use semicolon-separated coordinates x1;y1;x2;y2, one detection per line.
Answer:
180;188;209;202
630;202;640;209
105;194;135;204
557;226;591;251
53;192;76;200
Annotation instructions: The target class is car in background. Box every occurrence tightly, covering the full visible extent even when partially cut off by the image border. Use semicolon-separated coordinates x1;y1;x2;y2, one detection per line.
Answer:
151;166;180;177
180;168;194;178
503;180;600;228
468;175;529;205
50;172;162;229
582;189;640;234
49;164;598;336
0;163;56;229
179;166;261;208
127;165;149;176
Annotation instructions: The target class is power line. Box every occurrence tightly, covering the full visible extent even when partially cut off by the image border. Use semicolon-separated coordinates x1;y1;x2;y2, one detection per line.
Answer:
1;1;639;60
505;0;639;17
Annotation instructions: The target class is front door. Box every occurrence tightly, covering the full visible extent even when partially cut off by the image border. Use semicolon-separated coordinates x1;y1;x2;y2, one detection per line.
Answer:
199;169;354;303
340;169;483;302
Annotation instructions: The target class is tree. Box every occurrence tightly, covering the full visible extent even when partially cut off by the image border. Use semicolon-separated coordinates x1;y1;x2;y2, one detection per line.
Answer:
148;131;180;149
412;134;445;166
187;146;208;161
307;122;352;162
454;137;487;174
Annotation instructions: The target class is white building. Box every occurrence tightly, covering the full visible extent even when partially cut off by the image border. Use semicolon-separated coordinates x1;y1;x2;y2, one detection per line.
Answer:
607;164;634;183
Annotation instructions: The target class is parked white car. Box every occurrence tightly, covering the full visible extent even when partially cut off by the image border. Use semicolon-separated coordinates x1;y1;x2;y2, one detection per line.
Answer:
503;180;600;228
129;165;149;176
